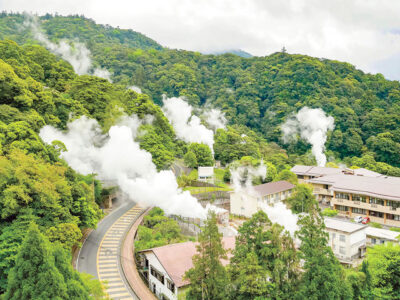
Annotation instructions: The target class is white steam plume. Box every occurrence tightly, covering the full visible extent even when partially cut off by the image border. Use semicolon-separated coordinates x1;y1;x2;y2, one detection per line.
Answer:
230;163;266;193
129;86;142;94
39;116;206;219
231;163;298;236
24;15;112;81
203;108;227;131
282;107;335;167
162;96;214;152
258;202;299;236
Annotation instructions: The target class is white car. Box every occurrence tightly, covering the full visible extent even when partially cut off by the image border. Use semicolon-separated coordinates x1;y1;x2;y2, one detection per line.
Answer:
354;216;363;223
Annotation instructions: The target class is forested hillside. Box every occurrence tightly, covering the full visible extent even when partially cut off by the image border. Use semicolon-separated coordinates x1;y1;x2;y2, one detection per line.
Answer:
0;39;182;295
1;13;398;172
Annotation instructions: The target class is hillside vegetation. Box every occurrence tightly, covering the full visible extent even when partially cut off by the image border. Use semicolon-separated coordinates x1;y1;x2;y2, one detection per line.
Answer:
1;13;398;171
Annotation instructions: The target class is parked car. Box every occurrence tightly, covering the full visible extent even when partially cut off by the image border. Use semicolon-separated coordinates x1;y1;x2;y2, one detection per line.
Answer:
362;217;370;224
354;216;363;223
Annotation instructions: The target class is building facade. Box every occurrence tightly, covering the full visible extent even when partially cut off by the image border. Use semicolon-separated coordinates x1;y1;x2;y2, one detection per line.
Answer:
291;165;400;227
325;218;367;265
197;166;214;183
138;237;235;300
230;181;295;218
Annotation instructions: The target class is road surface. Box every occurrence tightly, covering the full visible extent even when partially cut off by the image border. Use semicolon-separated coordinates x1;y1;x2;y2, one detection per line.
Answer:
77;197;140;299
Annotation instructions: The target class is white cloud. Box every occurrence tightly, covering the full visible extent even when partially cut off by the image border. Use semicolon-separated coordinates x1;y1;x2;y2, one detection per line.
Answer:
2;0;400;79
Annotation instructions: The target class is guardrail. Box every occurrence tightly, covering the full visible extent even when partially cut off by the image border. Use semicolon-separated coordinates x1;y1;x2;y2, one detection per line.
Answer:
121;207;156;300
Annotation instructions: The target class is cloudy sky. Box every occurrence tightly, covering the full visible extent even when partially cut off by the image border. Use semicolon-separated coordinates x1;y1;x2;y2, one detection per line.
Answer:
2;0;400;80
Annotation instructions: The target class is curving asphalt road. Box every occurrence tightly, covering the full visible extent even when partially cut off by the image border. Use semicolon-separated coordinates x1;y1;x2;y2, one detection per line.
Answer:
77;197;138;299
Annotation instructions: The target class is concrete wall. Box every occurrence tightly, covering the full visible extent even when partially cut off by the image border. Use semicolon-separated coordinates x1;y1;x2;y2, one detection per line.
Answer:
145;252;177;300
327;228;366;263
230;191;258;218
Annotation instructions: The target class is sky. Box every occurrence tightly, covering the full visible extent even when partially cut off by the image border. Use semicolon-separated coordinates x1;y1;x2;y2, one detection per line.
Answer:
2;0;400;80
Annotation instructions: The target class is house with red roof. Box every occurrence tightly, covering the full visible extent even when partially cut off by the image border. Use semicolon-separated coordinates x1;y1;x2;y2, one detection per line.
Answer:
137;237;235;300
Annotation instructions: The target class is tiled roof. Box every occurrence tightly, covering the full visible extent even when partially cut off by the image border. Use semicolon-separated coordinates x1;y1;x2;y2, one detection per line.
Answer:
253;181;295;197
291;165;382;178
366;227;400;241
139;236;235;287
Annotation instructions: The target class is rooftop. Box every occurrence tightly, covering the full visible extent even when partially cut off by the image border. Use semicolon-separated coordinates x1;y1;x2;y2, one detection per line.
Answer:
291;165;382;178
198;166;214;177
366;227;400;241
324;217;366;233
139;236;235;287
253;180;295;197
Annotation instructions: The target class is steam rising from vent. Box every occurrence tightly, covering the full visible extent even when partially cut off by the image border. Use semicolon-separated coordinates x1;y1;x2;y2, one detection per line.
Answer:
203;109;227;131
230;164;266;193
24;15;112;81
282;107;335;167
230;163;298;236
162;96;215;152
39;116;206;219
129;86;142;94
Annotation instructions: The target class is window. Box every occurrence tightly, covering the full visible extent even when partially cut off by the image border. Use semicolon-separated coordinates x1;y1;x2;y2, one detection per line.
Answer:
298;175;304;179
352;195;366;203
336;205;349;212
371;238;376;244
387;214;400;221
166;279;175;293
336;193;349;200
324;185;329;189
340;235;346;242
150;266;165;284
370;211;384;218
370;198;384;206
352;208;366;214
332;233;336;239
387;200;400;209
339;246;346;254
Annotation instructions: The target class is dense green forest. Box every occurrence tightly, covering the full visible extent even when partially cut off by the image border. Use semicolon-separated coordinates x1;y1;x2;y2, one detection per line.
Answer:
1;12;400;299
1;13;399;173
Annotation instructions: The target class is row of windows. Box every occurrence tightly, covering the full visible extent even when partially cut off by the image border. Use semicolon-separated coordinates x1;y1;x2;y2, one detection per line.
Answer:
150;265;176;294
337;206;400;221
352;208;366;214
336;193;400;209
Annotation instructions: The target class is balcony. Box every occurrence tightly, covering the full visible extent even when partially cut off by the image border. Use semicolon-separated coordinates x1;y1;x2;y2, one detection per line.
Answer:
332;198;399;215
313;188;333;196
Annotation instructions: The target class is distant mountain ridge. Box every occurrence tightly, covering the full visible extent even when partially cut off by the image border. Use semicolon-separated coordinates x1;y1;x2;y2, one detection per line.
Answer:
207;49;253;58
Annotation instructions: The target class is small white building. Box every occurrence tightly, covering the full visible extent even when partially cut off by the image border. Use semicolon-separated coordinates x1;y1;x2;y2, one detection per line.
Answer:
198;166;214;183
324;218;367;265
230;181;295;218
366;227;400;245
138;237;235;300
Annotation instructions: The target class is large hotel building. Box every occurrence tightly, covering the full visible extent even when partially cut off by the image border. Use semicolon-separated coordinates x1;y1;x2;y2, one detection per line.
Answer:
291;165;400;227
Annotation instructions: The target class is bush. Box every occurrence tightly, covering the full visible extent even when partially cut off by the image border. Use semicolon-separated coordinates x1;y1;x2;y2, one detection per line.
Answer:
370;222;383;228
321;208;338;217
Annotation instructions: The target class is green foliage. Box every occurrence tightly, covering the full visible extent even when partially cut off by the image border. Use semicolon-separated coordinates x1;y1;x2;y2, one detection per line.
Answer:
295;210;352;300
4;224;69;300
185;212;228;300
321;208;339;217
370;222;383;229
275;169;298;184
229;211;299;299
184;150;197;168
135;207;189;251
366;243;400;299
188;143;214;167
287;184;317;213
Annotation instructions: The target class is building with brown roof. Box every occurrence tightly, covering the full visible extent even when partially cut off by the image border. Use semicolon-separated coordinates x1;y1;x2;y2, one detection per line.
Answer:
137;237;235;300
230;180;295;218
291;165;400;227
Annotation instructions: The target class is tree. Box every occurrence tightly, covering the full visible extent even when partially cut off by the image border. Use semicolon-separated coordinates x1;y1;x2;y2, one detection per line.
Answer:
184;150;197;168
4;224;68;300
295;210;352;300
229;211;299;299
366;242;400;299
52;244;91;299
188;143;214;167
235;252;273;299
287;184;317;213
275;169;298;184
185;212;228;300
